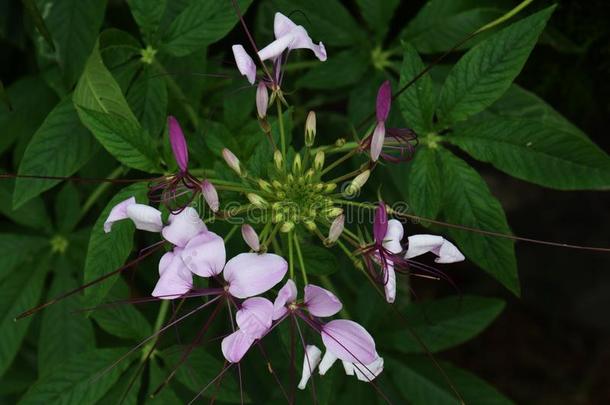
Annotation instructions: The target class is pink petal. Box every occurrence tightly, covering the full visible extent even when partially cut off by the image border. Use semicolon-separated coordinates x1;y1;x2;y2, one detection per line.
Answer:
241;224;260;252
304;284;342;317
256;81;268;119
224;253;288;299
405;234;465;263
383;219;404;254
181;231;226;277
125;203;163;232
232;44;256;85
221;330;255;363
161;207;206;247
288;26;327;61
298;345;322;390
272;279;297;320
152;250;192;300
274;12;297;38
235;297;274;339
104;197;135;233
376;81;392;122
321;319;377;364
370;121;385;162
201;180;219;212
168;116;188;172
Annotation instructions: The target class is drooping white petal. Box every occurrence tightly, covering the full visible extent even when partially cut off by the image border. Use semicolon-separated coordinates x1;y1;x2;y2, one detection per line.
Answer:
318;350;338;376
384;263;396;304
125;203;163;232
161;207;206;247
297;345;322;390
104;197;136;233
232;44;256;85
406;234;465;263
257;34;294;61
383;219;404;254
352;355;384;382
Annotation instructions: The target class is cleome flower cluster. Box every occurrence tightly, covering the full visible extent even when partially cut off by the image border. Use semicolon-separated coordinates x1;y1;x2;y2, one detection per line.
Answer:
103;12;466;392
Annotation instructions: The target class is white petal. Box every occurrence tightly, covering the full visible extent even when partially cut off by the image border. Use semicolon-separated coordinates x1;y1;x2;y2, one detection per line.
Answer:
274;12;297;38
125;204;163;232
297;345;322;390
383;219;404;254
352;355;384;382
342;361;354;376
161;207;206;247
104;197;135;233
257;34;293;61
384;264;396;304
318;350;338;375
232;44;256;84
406;234;465;263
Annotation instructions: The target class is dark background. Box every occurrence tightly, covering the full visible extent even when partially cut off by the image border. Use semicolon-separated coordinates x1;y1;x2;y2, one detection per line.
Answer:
1;0;609;403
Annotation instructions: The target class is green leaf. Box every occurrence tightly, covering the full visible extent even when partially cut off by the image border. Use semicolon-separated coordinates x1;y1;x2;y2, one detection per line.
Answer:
161;0;253;57
76;107;160;173
13;97;97;208
0;79;11;111
438;7;555;125
54;182;81;233
147;360;182;404
0;234;47;283
449;118;610;190
384;295;505;353
355;0;399;38
161;346;249;403
22;0;55;50
74;42;139;123
33;0;106;87
406;147;442;220
401;0;507;54
0;258;49;377
0;180;51;232
387;357;514;404
96;362;142;405
437;148;519;295
398;44;436;134
127;0;167;40
273;0;366;46
91;278;152;341
126;66;168;137
295;49;369;90
299;244;338;276
18;348;132;404
38;267;95;376
83;183;148;307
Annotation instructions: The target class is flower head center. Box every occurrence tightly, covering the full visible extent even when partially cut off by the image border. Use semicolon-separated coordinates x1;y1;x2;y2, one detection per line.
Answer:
50;235;69;254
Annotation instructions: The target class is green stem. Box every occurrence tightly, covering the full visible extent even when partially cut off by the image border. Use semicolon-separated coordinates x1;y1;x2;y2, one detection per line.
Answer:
320;148;358;176
141;300;169;361
223;225;239;242
288;231;295;280
276;100;286;159
77;166;125;224
154;61;199;129
293;232;308;285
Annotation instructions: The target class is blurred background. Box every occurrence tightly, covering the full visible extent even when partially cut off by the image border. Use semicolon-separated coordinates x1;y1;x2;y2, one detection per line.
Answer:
1;0;609;403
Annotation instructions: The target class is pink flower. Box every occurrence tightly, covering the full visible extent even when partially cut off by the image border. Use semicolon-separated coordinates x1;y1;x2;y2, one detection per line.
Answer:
152;249;193;300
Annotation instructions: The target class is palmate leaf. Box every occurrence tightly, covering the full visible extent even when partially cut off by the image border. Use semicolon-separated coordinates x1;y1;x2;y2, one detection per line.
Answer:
406;146;442;221
295;49;369;90
0;257;50;377
127;0;167;41
449;118;610;190
398;44;436;135
83;182;149;307
355;0;399;39
13;97;98;209
161;0;253;57
33;0;106;87
54;182;81;233
387;357;514;404
383;295;505;353
437;148;519;295
74;42;161;173
437;6;555;125
18;348;132;404
38;266;95;376
0;180;51;232
400;0;507;54
0;233;47;283
126;66;168;138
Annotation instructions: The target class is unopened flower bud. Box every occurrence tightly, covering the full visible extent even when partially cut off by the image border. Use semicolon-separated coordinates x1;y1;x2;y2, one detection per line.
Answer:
325;207;343;218
258;179;272;193
327;214;345;244
247;193;267;207
370;122;385;162
335;138;346;147
201;180;219;212
280;222;294;233
324;183;337;193
222;148;241;176
272;180;283;189
274;150;283;170
304;220;317;231
344;170;370;196
292;154;302;174
168;116;188;172
256;82;269;119
314;151;325;171
304;111;316;147
241;224;260;252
